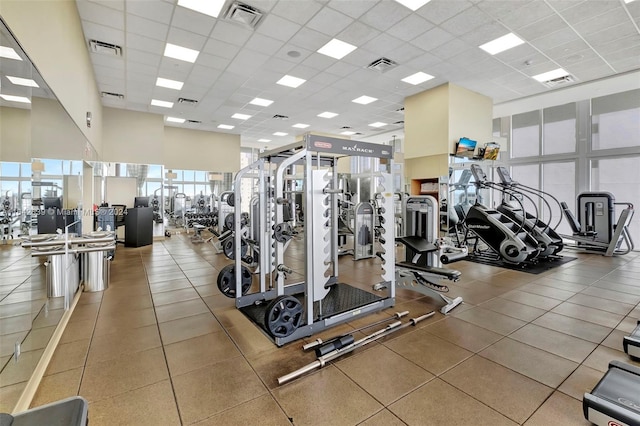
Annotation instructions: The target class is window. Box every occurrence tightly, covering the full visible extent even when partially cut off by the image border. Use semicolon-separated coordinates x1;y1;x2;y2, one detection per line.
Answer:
511;111;540;158
0;162;20;177
41;159;62;175
542;161;575;235
591;156;640;245
543;103;576;155
510;164;539;213
592;89;640;150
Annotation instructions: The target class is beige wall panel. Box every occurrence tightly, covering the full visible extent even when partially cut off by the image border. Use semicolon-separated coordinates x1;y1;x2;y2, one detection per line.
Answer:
404;83;450;159
31;98;86;160
0;0;103;155
405;154;449;180
0;107;31;162
448;84;493;154
102;108;164;164
163;127;240;172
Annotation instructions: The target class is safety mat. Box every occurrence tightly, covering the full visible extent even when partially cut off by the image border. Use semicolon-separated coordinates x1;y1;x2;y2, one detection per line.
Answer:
461;254;577;274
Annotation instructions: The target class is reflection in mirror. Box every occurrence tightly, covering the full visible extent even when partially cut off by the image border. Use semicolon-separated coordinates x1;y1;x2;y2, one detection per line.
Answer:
0;18;89;412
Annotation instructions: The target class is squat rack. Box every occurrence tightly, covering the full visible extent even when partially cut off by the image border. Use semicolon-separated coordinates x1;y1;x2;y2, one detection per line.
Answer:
226;134;396;346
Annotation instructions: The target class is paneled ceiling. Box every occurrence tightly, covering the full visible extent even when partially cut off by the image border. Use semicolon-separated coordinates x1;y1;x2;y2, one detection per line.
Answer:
75;0;640;147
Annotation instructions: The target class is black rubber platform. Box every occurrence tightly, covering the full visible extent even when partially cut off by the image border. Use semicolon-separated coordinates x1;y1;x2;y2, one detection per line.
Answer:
240;282;383;331
460;254;576;274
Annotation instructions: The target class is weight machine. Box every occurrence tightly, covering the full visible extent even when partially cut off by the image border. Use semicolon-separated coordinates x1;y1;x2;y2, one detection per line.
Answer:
561;192;634;256
218;134;396;346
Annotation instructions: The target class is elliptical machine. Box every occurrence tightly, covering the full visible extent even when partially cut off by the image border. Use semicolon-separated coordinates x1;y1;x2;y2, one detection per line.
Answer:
460;164;543;265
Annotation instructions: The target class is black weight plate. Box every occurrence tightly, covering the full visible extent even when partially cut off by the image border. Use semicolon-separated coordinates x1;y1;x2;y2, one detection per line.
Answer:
217;264;252;298
227;193;235;207
222;238;248;260
264;295;303;338
224;213;235;231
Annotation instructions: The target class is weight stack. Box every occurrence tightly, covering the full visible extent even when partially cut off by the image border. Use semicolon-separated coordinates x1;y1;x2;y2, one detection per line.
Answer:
623;320;640;360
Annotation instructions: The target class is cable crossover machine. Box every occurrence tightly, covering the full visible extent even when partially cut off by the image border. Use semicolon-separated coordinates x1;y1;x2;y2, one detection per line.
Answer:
219;135;397;346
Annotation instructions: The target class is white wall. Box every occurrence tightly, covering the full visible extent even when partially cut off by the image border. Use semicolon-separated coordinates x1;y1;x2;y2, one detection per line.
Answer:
449;84;493;153
0;106;31;161
102;107;164;164
31;98;87;160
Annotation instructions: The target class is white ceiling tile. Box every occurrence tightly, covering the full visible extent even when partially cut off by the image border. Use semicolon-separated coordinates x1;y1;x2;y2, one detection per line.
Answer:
227;50;271;76
404;51;442;70
125;14;169;41
81;21;125;46
529;28;578;51
261;57;297;74
209;20;253;46
440;7;494;36
359;1;411;32
197;52;232;71
573;6;630;36
323;60;361;77
166;26;208;51
410;27;455;51
126;48;162;68
516;14;566;41
300;52;337;71
270;0;323;25
460;21;511;46
125;32;165;54
430;38;473;60
417;0;474;25
544;0;587;12
494;43;542;64
245;34;286;57
385;14;434;42
361;33;405;57
77;0;125;29
126;0;174;24
309;71;341;87
256;14;302;42
288;27;328;51
327;0;379;19
89;52;126;69
170;6;216;37
202;38;240;60
186;65;222;84
560;0;621;25
159;56;195;77
337;21;381;46
567;58;614;81
544;38;592;60
498;1;555;29
93;63;124;77
306;7;353;37
385;43;427;64
475;0;533;20
585;23;638;50
87;0;125;12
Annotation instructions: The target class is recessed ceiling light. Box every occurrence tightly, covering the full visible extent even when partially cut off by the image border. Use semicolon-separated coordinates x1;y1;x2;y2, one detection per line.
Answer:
6;76;39;88
317;38;357;60
249;97;273;107
232;113;251;120
393;0;432;11
401;72;435;85
0;94;30;103
369;122;387;128
352;95;378;105
273;132;288;136
532;68;570;82
479;33;525;55
218;124;235;129
292;123;310;128
624;0;636;3
164;43;199;63
166;116;186;123
0;46;22;61
340;131;357;136
318;111;338;118
177;0;226;18
276;75;306;88
151;99;174;108
258;138;271;143
156;77;184;90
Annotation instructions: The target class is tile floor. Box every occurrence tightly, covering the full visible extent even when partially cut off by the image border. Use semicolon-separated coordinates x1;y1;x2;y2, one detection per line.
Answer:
20;236;640;425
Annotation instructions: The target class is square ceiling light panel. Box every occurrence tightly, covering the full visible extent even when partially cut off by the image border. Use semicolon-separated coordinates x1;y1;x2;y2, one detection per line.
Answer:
341;131;357;135
218;124;235;129
394;0;432;11
0;46;22;60
273;132;288;136
292;123;310;128
277;75;306;88
151;99;174;108
0;94;30;103
166;116;186;123
258;138;271;142
164;43;200;63
6;76;39;87
318;111;338;118
249;97;273;106
232;113;252;120
177;0;226;17
317;38;357;60
532;68;570;82
401;72;434;85
479;33;525;55
369;122;387;128
352;95;378;105
156;77;184;90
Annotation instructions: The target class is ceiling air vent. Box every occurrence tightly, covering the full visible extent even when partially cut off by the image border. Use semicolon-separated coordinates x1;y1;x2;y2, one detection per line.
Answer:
178;98;198;105
101;91;124;100
186;120;201;124
89;40;122;56
224;2;264;29
367;57;398;73
273;114;289;120
394;120;404;125
396;107;404;113
541;74;576;88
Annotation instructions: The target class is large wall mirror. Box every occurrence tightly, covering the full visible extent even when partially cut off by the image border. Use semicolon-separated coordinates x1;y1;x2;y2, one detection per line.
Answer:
0;18;96;411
